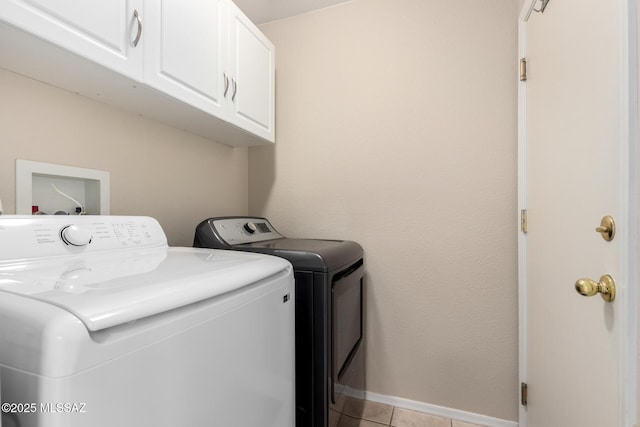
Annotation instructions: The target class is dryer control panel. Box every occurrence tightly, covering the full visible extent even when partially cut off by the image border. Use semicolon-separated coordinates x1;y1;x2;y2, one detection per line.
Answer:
206;217;284;245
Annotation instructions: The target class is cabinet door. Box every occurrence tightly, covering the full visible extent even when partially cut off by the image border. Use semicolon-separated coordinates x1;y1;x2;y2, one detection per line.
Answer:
144;0;227;117
227;1;275;143
0;0;143;79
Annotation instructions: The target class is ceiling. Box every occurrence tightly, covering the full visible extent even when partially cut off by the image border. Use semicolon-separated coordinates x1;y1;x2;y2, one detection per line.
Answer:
233;0;352;24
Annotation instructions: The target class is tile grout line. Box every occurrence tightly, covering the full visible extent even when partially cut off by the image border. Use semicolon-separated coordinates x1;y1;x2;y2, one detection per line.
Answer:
337;399;482;427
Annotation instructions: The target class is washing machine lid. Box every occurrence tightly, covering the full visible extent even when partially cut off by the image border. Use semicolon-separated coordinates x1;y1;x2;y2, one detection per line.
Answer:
0;247;289;331
0;216;290;331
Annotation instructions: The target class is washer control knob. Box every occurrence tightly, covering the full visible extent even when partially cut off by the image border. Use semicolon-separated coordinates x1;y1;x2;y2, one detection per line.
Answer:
60;225;93;247
244;222;258;234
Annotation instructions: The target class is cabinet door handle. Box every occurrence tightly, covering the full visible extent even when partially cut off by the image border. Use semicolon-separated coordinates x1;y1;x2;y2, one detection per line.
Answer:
133;10;143;47
223;73;229;97
231;77;237;101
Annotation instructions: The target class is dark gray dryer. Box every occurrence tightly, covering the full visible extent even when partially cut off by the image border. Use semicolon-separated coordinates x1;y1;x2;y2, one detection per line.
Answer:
194;216;364;427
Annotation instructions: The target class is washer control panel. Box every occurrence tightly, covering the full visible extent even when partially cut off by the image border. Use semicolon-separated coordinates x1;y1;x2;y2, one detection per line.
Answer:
0;216;168;261
210;217;284;245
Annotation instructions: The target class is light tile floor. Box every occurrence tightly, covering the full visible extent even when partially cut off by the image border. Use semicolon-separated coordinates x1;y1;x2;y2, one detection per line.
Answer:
331;397;486;427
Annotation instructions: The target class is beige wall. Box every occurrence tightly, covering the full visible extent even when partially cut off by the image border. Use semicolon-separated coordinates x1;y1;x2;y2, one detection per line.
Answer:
637;0;640;422
0;69;248;246
250;0;519;421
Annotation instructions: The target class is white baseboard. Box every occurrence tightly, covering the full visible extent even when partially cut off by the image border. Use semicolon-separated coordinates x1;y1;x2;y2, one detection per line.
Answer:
349;389;518;427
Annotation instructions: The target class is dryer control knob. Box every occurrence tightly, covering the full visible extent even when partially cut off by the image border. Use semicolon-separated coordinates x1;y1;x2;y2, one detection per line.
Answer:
244;222;258;234
60;225;93;247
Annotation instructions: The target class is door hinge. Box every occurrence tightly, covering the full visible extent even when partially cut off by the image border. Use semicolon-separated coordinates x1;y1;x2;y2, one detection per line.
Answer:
520;58;527;82
521;382;528;406
533;0;550;13
520;209;528;234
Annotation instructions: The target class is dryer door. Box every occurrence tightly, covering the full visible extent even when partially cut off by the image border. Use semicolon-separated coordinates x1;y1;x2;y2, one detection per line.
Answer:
331;260;364;400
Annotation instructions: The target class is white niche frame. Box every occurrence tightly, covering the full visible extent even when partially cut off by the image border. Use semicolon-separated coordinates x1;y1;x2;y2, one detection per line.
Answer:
16;160;110;215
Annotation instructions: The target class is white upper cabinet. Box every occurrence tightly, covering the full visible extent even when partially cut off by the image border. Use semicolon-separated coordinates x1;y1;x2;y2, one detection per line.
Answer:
0;0;144;80
143;0;274;142
143;0;227;118
0;0;275;145
226;2;275;143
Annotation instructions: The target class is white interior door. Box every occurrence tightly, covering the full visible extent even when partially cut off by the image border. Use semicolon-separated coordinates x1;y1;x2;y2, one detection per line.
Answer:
518;0;636;426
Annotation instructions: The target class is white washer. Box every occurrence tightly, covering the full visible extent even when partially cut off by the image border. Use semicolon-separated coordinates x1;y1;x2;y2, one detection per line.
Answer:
0;216;295;427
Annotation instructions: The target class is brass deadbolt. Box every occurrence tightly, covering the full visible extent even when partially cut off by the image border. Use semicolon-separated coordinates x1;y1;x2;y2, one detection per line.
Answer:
575;274;616;302
595;216;615;241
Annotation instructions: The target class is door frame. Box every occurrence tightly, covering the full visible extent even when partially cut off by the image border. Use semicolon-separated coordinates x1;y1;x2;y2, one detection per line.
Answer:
517;0;639;425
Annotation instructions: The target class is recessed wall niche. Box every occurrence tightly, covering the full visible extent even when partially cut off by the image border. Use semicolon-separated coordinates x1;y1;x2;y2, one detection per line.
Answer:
16;160;110;215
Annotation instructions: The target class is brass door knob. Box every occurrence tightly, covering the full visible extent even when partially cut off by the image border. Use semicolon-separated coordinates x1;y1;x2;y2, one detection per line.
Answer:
575;274;616;302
